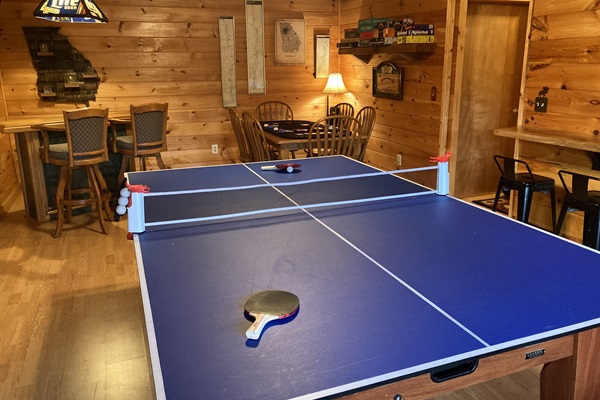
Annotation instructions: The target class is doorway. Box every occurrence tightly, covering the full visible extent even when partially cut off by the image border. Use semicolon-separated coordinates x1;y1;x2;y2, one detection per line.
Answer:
451;1;530;198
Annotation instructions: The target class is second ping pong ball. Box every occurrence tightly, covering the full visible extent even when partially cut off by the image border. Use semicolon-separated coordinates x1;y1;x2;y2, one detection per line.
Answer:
120;187;131;197
117;196;129;206
286;166;293;173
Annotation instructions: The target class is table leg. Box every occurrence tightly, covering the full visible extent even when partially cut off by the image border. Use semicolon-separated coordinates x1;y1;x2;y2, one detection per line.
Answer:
540;327;600;400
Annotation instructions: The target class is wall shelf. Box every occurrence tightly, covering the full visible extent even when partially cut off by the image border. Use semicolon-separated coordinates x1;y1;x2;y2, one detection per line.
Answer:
338;43;436;63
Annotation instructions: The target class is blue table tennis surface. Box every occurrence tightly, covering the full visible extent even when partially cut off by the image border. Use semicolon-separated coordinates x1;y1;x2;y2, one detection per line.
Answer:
127;156;600;400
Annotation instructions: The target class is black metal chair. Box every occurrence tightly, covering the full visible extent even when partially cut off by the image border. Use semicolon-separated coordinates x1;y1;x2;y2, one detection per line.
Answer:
555;170;600;250
492;155;556;231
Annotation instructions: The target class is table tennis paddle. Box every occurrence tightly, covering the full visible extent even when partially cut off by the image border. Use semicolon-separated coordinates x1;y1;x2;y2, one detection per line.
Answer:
244;290;299;340
260;163;301;173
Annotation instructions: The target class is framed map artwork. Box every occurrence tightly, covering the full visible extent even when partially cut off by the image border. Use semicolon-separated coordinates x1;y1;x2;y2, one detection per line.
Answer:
274;19;305;65
218;16;237;107
372;61;403;99
315;35;330;78
245;0;266;94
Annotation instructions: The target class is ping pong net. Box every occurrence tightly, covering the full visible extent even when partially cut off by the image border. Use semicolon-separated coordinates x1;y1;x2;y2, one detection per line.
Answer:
126;161;449;234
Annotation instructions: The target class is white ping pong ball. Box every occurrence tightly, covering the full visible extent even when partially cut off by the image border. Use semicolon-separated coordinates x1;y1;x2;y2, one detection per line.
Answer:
286;166;294;173
120;187;131;197
116;205;127;215
117;196;129;206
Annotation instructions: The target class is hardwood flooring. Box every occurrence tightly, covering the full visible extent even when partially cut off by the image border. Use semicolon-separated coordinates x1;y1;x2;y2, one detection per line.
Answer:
0;197;541;400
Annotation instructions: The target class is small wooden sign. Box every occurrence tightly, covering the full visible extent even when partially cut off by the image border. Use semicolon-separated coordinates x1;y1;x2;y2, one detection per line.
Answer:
372;61;403;99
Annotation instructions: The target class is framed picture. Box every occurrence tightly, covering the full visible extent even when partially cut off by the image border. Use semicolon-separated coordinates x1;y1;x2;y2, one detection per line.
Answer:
245;0;266;94
315;35;330;78
372;61;403;99
274;19;305;65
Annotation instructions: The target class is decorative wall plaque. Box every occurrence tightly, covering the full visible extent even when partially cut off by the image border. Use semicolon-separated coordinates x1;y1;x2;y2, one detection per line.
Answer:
315;35;330;78
219;16;237;108
372;61;403;99
23;27;99;106
274;19;305;65
245;0;266;94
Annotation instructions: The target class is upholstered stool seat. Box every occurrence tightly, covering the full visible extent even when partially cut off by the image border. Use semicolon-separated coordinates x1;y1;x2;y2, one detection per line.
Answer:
116;135;164;152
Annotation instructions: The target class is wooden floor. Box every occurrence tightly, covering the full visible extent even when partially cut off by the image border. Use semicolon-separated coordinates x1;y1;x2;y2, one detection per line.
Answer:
0;196;541;400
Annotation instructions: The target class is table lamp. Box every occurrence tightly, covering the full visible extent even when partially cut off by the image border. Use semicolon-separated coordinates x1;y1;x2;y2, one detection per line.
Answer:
322;73;348;115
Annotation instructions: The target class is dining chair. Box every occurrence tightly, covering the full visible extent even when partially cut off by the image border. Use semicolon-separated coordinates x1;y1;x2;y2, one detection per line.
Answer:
355;106;376;161
242;112;278;161
492;155;556;231
255;101;294;122
256;101;295;158
555;170;600;249
115;103;168;184
229;108;252;163
330;102;354;117
307;115;361;158
40;108;112;237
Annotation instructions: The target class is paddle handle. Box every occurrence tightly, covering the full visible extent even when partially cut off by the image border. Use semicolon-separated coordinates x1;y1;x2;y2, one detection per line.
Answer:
260;166;278;171
246;313;277;340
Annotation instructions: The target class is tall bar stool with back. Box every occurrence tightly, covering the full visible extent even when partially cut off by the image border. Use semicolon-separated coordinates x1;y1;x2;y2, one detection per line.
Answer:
115;103;168;184
40;108;113;238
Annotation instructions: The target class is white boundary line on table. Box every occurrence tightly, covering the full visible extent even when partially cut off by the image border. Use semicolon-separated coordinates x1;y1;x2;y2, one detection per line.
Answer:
245;163;490;349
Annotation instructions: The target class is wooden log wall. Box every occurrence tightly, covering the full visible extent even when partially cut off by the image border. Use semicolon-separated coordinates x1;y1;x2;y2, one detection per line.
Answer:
339;0;448;189
518;0;600;238
0;0;340;173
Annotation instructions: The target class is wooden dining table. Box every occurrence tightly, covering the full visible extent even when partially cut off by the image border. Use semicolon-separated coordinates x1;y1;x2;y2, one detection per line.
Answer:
260;120;315;160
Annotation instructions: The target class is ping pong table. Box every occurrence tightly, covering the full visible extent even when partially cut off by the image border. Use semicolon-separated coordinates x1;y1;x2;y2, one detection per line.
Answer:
126;155;600;400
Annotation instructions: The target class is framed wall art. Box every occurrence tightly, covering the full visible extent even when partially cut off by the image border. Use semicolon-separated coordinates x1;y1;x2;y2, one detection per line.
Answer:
245;0;266;94
274;19;305;65
314;34;330;78
372;61;403;99
218;16;237;107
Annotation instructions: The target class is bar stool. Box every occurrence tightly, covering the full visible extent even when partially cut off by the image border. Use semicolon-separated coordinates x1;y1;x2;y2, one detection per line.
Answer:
40;108;112;238
555;170;600;250
116;103;168;184
492;155;556;231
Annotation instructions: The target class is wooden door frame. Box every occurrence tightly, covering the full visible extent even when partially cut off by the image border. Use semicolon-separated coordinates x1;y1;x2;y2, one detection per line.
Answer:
442;0;533;196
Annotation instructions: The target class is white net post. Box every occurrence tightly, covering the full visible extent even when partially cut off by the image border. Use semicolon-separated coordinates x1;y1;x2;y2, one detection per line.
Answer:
128;191;146;233
437;161;449;195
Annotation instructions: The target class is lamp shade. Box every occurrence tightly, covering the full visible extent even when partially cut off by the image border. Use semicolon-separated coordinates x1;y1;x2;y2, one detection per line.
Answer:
34;0;108;23
322;73;348;95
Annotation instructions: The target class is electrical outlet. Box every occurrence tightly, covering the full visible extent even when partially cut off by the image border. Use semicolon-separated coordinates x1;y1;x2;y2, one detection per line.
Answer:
535;97;548;112
211;144;219;154
396;154;402;166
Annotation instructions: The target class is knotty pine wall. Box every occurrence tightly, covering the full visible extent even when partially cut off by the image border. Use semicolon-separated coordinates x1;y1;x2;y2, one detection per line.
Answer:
518;0;600;238
0;0;340;172
339;0;448;189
